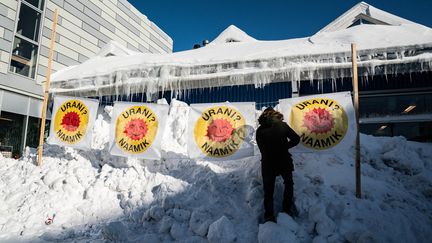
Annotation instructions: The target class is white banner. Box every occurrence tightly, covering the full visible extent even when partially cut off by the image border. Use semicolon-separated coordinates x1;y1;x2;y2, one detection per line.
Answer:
109;102;168;159
187;102;255;160
48;96;99;150
279;92;356;153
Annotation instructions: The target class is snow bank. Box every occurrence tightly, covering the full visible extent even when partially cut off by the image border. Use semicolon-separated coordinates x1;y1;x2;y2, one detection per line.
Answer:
1;101;432;242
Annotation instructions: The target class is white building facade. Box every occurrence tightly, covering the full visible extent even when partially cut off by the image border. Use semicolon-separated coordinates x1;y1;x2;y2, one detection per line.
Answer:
0;0;173;157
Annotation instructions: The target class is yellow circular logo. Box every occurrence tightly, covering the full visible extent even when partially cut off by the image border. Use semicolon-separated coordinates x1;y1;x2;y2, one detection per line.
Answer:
290;98;348;150
194;106;246;158
116;105;158;154
54;100;89;144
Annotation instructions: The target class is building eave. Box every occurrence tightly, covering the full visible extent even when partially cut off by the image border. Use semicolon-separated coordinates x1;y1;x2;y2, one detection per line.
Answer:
49;44;432;98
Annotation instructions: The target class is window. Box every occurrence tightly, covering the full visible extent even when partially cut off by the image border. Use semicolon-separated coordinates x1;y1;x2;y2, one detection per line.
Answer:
17;3;42;41
26;116;41;148
348;18;375;28
226;38;240;43
359;93;432;118
0;111;25;158
360;122;432;142
23;0;44;10
10;36;38;78
9;0;44;79
25;116;50;148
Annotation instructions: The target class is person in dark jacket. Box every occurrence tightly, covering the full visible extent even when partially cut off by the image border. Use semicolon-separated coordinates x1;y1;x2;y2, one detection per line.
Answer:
256;107;300;222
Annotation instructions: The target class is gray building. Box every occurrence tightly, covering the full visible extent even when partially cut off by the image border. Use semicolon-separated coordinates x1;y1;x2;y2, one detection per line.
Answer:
0;0;173;157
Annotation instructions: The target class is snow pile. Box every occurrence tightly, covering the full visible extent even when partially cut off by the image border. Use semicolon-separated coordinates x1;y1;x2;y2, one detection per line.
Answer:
1;100;432;242
160;99;190;158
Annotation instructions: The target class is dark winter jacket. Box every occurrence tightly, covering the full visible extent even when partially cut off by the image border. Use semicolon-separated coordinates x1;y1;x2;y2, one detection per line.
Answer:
256;115;300;172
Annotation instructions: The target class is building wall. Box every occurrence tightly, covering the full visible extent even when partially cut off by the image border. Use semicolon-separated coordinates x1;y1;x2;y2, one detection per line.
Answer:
1;0;44;107
0;0;16;75
0;0;173;156
37;0;173;83
0;0;173;96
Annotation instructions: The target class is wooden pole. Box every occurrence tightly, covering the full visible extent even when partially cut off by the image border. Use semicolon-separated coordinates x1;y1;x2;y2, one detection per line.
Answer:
37;9;59;166
351;43;361;198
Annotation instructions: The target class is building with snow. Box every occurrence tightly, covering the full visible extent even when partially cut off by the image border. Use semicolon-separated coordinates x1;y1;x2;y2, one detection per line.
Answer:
0;0;173;157
52;2;432;142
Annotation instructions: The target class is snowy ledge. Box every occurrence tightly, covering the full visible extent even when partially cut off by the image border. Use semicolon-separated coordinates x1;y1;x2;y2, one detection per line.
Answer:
49;44;432;99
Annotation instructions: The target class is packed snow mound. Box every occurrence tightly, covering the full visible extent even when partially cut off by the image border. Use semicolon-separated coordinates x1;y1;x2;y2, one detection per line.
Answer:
210;25;258;45
1;101;432;242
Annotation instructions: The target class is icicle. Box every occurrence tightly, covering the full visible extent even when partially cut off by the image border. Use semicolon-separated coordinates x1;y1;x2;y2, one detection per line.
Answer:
50;44;432;100
160;65;170;79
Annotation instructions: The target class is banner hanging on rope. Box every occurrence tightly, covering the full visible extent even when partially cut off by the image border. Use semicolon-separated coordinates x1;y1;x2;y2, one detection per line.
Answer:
48;96;99;150
279;92;355;153
109;102;168;159
187;102;255;160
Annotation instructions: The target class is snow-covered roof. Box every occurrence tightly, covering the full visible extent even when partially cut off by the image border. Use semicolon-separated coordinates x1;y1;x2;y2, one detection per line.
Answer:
317;1;416;33
95;40;141;57
50;3;432;98
209;25;257;45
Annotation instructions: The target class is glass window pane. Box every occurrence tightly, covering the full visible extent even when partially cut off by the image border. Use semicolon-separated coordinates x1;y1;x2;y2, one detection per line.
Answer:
23;0;44;10
393;122;432;142
0;111;25;158
25;116;49;149
360;123;393;137
17;3;42;41
359;93;432;118
360;122;432;142
26;116;41;148
10;36;38;78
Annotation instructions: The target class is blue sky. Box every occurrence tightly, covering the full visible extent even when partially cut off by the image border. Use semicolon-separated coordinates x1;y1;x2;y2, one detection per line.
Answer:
128;0;432;52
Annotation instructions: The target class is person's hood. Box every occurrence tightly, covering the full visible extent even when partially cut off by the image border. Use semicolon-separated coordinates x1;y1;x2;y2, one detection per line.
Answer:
258;115;280;127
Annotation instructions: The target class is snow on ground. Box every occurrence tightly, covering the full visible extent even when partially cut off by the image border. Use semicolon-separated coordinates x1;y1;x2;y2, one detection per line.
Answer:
1;100;432;242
